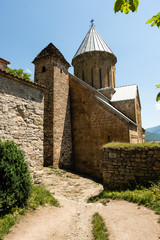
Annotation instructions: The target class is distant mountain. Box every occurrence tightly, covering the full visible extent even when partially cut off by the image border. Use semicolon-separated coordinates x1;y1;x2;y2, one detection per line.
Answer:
145;125;160;142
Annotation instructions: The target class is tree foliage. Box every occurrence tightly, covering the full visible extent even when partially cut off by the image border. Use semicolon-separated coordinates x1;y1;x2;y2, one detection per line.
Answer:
7;67;31;81
156;84;160;102
114;0;139;14
0;140;32;214
146;12;160;28
113;1;160;102
113;0;160;28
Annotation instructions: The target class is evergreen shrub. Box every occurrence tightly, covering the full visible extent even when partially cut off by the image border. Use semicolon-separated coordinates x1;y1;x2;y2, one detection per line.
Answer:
0;140;31;214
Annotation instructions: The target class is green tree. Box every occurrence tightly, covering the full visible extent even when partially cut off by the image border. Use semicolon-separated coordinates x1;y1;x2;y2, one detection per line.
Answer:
113;0;160;101
156;84;160;102
113;0;160;28
7;67;31;81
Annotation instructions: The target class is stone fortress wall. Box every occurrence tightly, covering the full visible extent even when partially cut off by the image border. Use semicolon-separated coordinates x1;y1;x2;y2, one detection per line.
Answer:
0;25;146;185
102;146;160;189
0;70;45;183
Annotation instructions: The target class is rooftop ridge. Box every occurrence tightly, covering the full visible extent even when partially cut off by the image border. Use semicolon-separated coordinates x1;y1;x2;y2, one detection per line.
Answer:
0;69;46;90
33;43;70;67
114;84;137;89
0;57;10;65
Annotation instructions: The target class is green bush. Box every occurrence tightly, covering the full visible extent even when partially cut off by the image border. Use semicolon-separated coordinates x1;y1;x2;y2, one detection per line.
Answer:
0;140;32;214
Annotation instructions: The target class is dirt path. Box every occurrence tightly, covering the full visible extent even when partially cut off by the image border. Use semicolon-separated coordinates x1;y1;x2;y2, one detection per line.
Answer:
4;167;160;240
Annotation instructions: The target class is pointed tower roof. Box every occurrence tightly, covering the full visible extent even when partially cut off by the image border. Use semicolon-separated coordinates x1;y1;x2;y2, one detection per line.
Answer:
73;25;114;60
33;43;70;68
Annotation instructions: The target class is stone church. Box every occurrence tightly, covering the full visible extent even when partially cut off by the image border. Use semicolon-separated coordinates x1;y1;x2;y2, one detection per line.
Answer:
0;24;144;181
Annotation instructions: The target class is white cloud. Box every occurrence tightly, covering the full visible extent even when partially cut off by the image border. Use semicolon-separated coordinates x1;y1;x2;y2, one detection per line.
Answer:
155;103;160;111
26;68;32;74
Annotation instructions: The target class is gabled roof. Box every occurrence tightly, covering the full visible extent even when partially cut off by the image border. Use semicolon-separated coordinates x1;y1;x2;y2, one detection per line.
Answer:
32;43;70;68
73;25;114;60
111;84;137;102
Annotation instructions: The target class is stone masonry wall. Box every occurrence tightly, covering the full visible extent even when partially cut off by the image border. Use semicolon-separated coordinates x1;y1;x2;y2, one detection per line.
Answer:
69;74;131;180
135;92;143;142
112;99;136;123
53;63;72;168
112;92;143;143
102;147;160;189
72;52;116;89
0;74;44;183
34;57;72;168
34;57;55;166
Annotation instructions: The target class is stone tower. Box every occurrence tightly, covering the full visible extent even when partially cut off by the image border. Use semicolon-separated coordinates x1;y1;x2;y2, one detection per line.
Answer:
72;24;117;89
32;43;72;168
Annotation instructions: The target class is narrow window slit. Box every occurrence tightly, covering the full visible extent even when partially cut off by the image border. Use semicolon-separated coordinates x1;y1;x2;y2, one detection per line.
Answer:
42;66;46;73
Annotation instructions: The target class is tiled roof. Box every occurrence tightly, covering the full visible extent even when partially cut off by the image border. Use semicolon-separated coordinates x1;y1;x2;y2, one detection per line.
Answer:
111;85;137;102
33;43;70;67
73;25;114;59
0;69;46;90
0;57;10;65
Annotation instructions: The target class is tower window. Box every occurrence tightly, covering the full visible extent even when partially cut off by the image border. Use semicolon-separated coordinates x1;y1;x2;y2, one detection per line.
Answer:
42;66;46;73
107;69;110;87
91;69;93;87
108;136;111;143
99;68;102;88
60;69;62;73
82;71;85;81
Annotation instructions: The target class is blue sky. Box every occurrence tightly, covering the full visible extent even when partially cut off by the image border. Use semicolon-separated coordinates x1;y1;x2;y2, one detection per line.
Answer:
1;0;160;129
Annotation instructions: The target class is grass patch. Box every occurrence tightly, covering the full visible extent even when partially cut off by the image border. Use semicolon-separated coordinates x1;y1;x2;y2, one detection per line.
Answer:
88;181;160;216
27;185;59;209
0;185;59;240
92;213;109;240
102;142;160;149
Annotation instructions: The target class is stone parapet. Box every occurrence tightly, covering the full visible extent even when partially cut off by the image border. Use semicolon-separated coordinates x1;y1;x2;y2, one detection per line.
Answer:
102;146;160;189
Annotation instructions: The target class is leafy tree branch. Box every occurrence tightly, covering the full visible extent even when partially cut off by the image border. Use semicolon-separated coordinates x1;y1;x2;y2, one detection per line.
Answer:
156;84;160;102
113;0;160;28
7;67;31;81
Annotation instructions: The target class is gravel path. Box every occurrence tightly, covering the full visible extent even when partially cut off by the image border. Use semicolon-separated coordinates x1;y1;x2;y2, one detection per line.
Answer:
4;167;160;240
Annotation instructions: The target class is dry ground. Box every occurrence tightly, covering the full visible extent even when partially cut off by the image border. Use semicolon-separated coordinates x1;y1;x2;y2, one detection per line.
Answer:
4;167;160;240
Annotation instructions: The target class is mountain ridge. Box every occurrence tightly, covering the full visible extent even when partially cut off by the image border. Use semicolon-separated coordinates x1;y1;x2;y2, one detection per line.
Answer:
145;125;160;142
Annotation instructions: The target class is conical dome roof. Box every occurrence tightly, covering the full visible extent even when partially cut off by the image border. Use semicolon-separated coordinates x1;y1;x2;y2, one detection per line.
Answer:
72;25;113;60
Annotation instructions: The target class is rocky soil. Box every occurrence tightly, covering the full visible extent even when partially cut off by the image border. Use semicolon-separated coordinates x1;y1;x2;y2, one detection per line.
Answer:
4;167;160;240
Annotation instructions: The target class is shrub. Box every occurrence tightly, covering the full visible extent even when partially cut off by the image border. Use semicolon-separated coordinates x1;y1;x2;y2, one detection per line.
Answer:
0;140;32;214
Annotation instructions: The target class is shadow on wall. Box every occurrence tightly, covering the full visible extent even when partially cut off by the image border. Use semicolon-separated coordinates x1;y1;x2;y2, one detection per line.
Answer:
59;92;72;169
0;76;44;103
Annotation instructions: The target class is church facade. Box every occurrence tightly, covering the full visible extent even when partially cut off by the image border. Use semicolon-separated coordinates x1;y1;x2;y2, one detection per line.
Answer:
33;24;144;179
0;25;144;180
